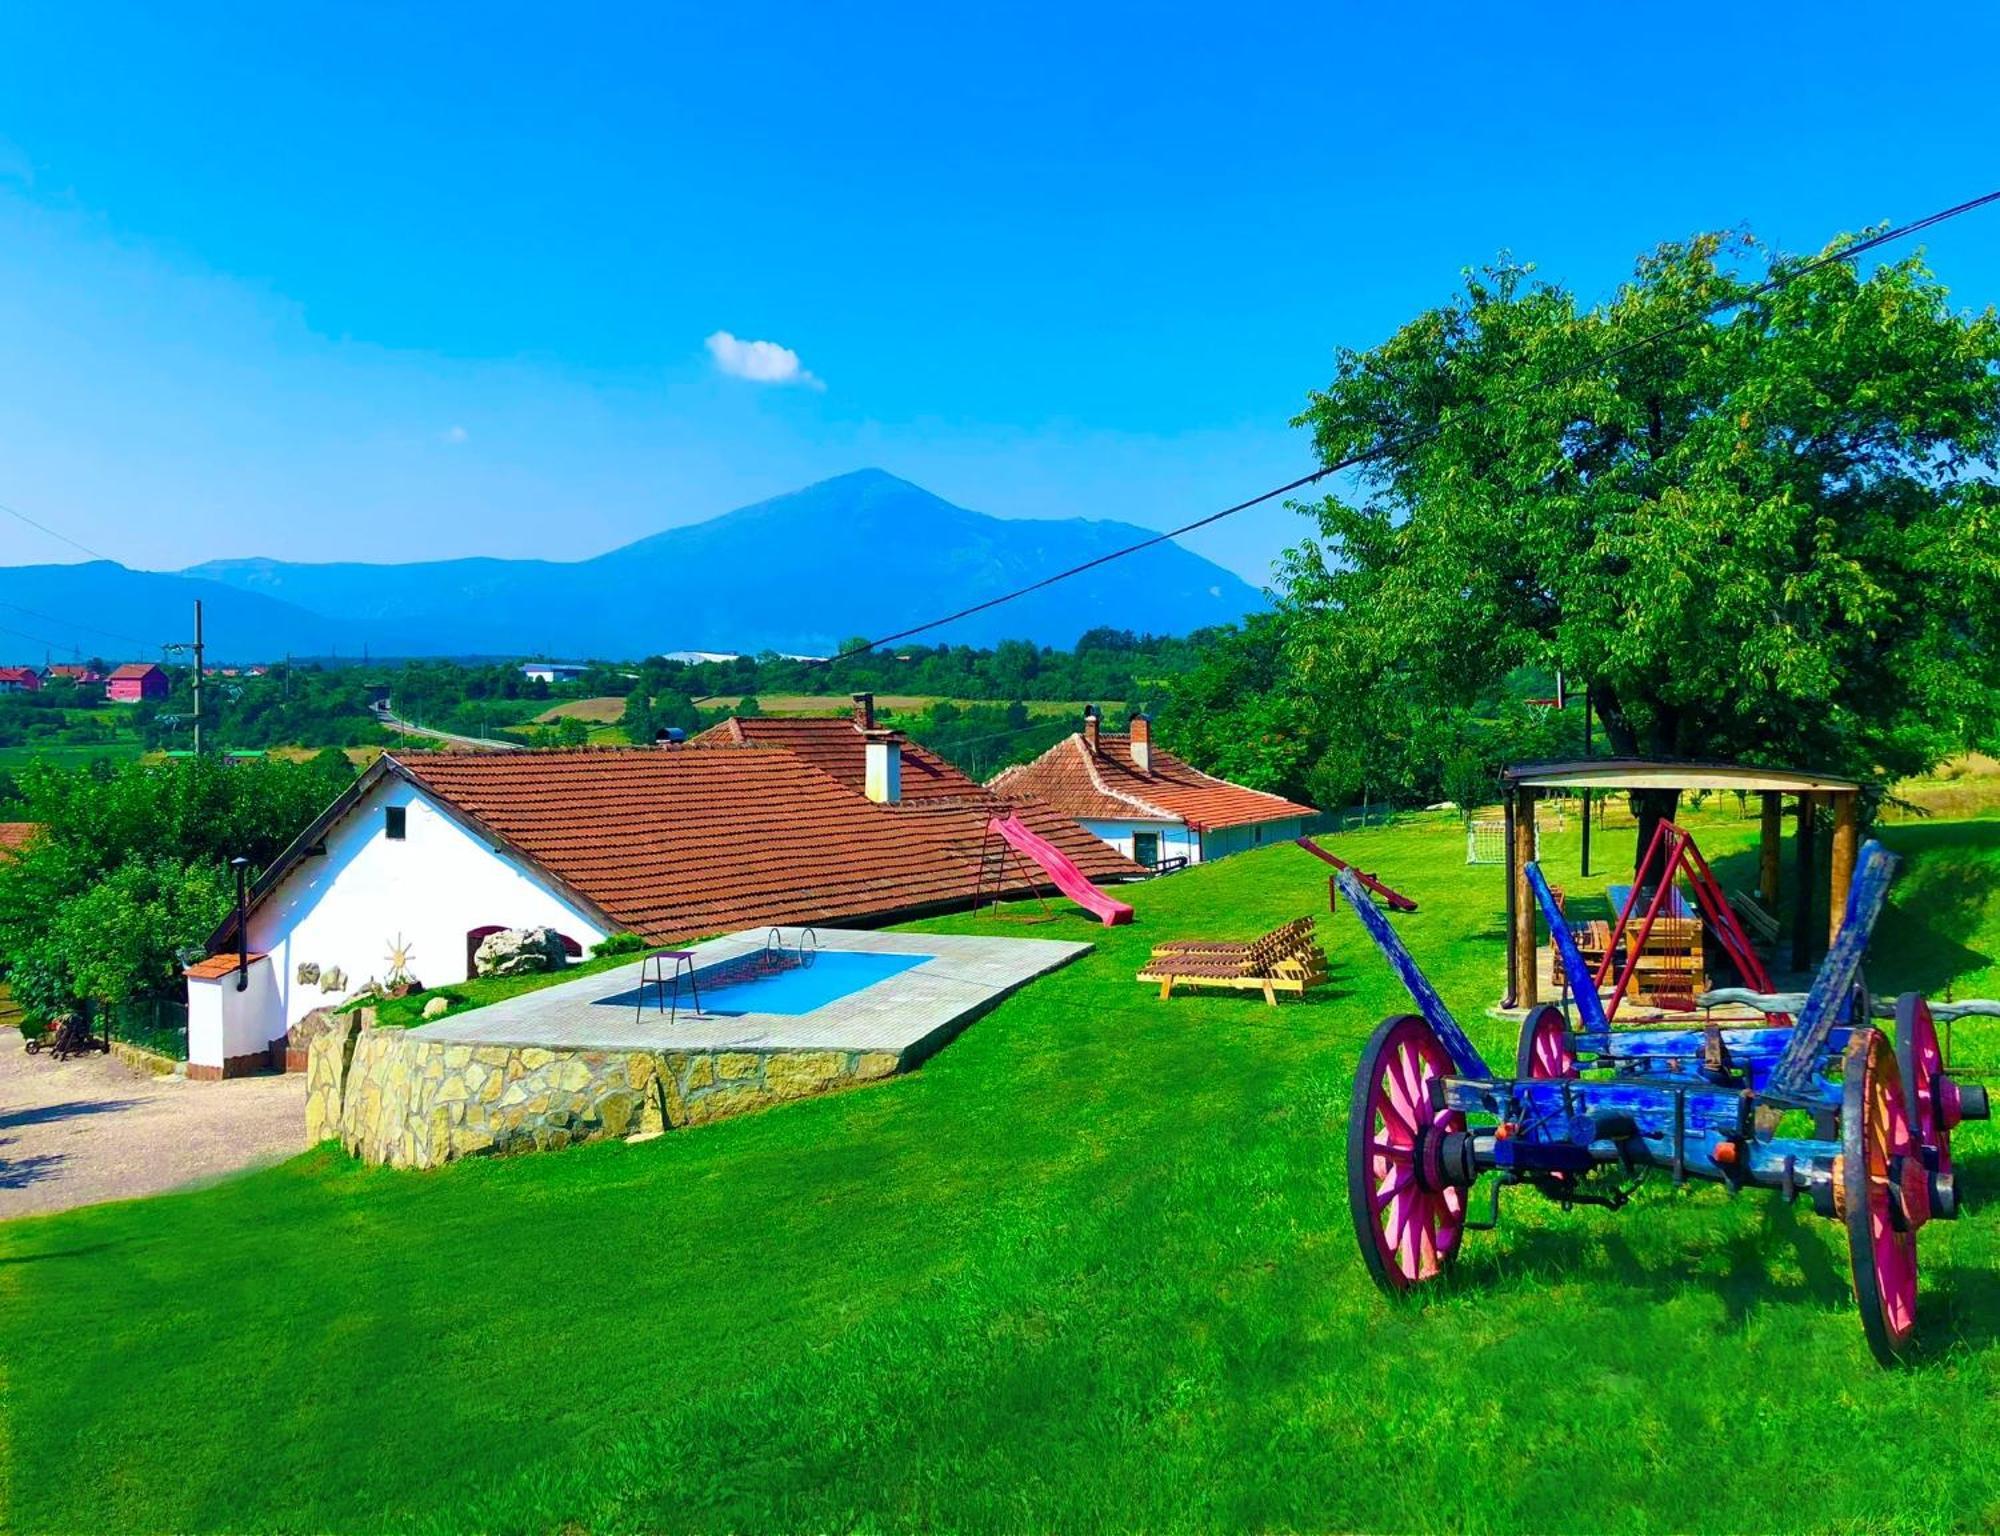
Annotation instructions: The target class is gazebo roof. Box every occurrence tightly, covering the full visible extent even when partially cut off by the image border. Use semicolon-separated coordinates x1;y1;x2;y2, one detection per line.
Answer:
1501;758;1859;795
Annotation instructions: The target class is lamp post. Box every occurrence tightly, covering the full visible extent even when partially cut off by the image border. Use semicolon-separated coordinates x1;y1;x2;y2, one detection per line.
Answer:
229;856;250;991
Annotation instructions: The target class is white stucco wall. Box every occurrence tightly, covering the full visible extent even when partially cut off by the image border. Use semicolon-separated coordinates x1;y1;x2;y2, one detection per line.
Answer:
1079;818;1200;867
245;775;609;1029
1078;815;1307;867
1199;817;1308;861
187;955;282;1063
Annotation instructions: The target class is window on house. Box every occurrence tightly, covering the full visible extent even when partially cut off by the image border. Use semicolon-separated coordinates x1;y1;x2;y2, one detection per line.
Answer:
384;806;407;840
1254;824;1264;844
1132;831;1159;868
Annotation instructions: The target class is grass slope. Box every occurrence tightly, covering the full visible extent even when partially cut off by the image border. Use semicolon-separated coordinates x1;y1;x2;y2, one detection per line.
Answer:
3;809;1999;1532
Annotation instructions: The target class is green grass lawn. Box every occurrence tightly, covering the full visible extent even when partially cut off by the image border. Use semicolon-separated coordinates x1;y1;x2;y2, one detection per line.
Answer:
4;808;2000;1532
0;739;146;773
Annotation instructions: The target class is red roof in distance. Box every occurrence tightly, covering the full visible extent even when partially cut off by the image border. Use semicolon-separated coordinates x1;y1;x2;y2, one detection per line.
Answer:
990;729;1317;831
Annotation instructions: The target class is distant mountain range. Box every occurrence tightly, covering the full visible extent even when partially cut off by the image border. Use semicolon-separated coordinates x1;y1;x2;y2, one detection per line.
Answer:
0;471;1266;663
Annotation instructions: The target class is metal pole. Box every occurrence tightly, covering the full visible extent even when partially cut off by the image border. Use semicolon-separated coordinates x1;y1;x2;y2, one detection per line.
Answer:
230;855;250;991
192;600;205;756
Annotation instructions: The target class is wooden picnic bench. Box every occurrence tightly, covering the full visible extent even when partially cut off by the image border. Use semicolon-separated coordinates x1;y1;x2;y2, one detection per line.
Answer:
1137;917;1329;1005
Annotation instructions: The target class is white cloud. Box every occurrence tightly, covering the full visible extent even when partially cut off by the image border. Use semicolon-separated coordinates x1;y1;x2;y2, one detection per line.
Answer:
441;424;469;444
704;330;822;390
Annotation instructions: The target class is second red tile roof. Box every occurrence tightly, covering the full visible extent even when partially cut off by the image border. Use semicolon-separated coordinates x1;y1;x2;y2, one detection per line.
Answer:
989;732;1317;831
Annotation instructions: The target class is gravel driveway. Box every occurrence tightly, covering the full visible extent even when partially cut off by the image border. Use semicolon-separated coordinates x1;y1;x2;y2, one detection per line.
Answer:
0;1033;306;1220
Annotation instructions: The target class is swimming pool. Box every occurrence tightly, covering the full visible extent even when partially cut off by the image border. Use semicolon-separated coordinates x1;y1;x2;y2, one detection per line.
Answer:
597;949;935;1017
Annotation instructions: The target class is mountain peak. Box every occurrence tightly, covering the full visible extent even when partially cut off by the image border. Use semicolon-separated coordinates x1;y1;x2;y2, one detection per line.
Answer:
149;470;1265;658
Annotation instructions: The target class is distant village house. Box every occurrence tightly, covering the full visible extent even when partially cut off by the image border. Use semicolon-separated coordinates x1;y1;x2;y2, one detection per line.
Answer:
0;666;41;694
989;706;1317;867
520;661;589;684
107;662;169;702
42;664;105;691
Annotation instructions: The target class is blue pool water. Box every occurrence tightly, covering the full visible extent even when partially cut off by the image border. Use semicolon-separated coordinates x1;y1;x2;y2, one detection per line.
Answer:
599;949;933;1017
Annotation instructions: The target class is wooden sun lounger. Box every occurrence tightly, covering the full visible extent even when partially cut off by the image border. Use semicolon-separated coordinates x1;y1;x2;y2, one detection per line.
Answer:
1138;918;1329;1005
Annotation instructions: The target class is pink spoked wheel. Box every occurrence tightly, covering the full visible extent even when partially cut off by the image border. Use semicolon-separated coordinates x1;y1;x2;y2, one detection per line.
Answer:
1515;1004;1577;1081
1895;994;1957;1217
1842;1029;1924;1366
1349;1014;1470;1293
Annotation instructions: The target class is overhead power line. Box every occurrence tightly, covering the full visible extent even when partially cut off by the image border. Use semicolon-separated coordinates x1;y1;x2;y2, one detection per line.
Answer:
683;186;2000;707
0;600;154;650
0;498;113;563
0;617;71;652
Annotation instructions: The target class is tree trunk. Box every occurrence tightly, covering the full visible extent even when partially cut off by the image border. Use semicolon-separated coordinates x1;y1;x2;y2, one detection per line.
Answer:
1589;683;1682;880
1632;787;1682;882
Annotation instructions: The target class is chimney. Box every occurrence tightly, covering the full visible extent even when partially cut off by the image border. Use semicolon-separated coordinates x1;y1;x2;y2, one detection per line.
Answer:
851;692;875;731
1129;712;1152;775
863;729;903;804
1083;704;1101;755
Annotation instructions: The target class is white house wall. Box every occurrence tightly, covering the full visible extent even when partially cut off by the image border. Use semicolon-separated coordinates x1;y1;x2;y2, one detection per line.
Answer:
1199;817;1308;861
1078;818;1199;866
1077;815;1308;867
246;776;609;1031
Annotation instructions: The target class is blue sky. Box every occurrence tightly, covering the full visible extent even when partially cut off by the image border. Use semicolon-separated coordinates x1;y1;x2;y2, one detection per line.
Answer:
1;3;1997;587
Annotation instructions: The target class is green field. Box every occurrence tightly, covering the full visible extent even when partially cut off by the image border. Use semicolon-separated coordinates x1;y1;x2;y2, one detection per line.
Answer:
4;807;1999;1532
0;739;146;773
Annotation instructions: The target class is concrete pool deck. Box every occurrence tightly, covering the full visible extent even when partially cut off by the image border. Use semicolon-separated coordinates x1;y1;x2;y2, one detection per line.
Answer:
309;929;1094;1167
418;928;1091;1062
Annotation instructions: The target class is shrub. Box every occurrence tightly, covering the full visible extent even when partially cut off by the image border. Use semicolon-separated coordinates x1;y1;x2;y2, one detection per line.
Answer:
590;932;646;958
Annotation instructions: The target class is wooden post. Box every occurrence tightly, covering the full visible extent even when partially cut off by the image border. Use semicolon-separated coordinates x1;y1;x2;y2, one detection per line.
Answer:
1828;792;1858;945
1502;792;1518;1009
1759;792;1782;910
1791;793;1817;974
1512;786;1539;1008
1580;788;1592;878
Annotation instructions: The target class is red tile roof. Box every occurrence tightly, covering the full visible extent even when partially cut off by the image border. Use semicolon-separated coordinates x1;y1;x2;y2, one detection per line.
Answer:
377;745;1138;942
990;732;1317;831
0;822;39;860
44;665;102;681
185;951;266;979
0;667;39;685
690;716;987;803
109;663;164;680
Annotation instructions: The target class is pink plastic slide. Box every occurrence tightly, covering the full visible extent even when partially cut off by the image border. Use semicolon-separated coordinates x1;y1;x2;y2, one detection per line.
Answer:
987;815;1135;925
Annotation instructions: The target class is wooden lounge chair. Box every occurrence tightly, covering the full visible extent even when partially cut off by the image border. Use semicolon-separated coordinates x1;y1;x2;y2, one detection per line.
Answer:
1138;917;1329;1005
1729;889;1782;946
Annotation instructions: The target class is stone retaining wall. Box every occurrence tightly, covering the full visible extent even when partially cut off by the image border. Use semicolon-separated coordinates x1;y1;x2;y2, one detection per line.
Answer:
304;1021;903;1169
109;1040;180;1077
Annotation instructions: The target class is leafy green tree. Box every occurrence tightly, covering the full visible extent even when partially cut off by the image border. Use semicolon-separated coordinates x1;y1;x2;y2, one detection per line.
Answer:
1284;230;2000;851
623;683;656;745
0;754;355;1017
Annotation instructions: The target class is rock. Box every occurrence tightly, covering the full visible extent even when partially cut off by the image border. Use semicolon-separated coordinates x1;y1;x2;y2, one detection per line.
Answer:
296;961;321;985
288;1007;342;1052
716;1052;761;1081
764;1051;847;1098
422;997;451;1020
473;927;569;978
320;966;347;993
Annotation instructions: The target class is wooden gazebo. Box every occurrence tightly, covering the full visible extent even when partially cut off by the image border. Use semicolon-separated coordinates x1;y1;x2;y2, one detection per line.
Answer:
1498;759;1862;1009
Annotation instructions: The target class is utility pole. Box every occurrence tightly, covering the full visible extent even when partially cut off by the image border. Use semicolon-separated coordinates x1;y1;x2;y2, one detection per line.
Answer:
191;600;205;756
